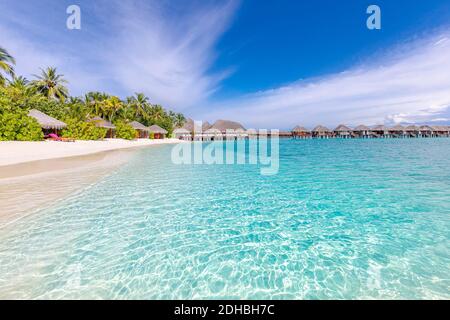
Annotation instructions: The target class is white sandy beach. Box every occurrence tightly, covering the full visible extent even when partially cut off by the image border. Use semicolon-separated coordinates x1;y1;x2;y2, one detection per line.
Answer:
0;138;181;167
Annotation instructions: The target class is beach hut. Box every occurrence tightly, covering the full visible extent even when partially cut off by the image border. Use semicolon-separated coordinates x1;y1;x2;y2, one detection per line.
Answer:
89;116;116;138
334;124;352;138
129;121;150;139
389;124;406;138
291;126;310;139
173;128;192;140
28;109;67;135
353;125;371;138
372;125;390;138
312;125;332;138
148;125;168;139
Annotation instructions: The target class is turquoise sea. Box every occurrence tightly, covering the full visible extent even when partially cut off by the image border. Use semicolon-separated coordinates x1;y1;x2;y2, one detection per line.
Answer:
0;139;449;299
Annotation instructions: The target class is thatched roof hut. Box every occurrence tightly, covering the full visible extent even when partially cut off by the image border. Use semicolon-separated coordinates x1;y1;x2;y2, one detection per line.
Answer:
404;125;419;132
28;109;67;130
353;125;370;131
129;121;149;131
292;126;309;133
312;125;331;133
211;120;246;132
390;124;405;131
202;121;211;131
334;124;352;132
89;116;116;129
372;125;388;131
148;125;168;134
183;118;194;132
419;125;433;132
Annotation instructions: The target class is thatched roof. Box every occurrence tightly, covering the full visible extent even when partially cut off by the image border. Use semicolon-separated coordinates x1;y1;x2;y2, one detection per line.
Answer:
183;119;194;132
173;128;191;134
292;125;309;132
89;116;116;129
28;109;67;130
404;125;419;131
334;124;352;132
419;125;433;131
353;125;370;131
372;125;388;131
390;124;405;131
211;119;245;132
432;125;450;131
202;121;211;131
129;121;149;131
312;125;331;132
148;125;168;134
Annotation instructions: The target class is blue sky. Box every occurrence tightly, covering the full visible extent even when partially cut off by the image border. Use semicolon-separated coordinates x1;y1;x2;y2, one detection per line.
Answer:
1;0;450;128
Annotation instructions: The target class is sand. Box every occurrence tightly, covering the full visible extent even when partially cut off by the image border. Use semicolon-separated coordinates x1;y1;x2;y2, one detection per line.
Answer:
0;139;181;167
0;139;185;226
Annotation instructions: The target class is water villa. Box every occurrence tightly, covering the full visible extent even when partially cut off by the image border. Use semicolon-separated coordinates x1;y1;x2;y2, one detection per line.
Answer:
28;109;67;135
353;125;371;138
128;121;150;139
291;126;311;139
173;128;192;140
89;116;116;138
312;125;332;138
334;124;352;138
148;125;168;139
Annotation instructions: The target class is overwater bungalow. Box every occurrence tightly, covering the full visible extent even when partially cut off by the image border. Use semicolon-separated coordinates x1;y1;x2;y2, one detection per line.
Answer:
173;128;192;140
129;121;150;139
389;124;407;138
291;126;311;139
372;125;390;138
353;125;371;138
431;125;450;137
203;128;223;141
89;116;116;138
312;125;332;138
211;120;246;140
419;125;434;138
404;125;420;138
202;121;212;132
334;124;352;138
148;125;168;139
28;109;67;136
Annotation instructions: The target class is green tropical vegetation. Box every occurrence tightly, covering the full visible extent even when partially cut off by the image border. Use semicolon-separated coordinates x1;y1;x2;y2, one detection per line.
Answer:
0;46;186;141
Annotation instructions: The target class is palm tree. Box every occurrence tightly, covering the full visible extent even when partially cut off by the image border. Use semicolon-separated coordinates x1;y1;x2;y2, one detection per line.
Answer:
0;47;15;85
126;93;150;121
31;67;68;101
101;96;123;121
149;104;165;122
85;91;108;116
173;113;186;128
8;76;28;89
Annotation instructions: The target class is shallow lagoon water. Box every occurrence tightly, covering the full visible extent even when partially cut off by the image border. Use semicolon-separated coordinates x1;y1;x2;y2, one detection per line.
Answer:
0;139;449;299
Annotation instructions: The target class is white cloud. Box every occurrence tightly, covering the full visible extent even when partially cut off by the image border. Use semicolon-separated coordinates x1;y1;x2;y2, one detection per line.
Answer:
201;31;450;128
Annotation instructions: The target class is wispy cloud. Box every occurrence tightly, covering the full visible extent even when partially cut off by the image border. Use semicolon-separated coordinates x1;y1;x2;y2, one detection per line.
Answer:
0;0;238;108
201;30;450;128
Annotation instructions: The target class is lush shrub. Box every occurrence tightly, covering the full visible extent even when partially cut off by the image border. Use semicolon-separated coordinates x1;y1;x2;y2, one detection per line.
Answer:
114;121;136;140
0;111;43;141
61;118;106;140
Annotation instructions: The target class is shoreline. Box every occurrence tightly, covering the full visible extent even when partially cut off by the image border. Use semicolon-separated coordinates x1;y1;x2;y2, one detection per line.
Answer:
0;138;182;168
